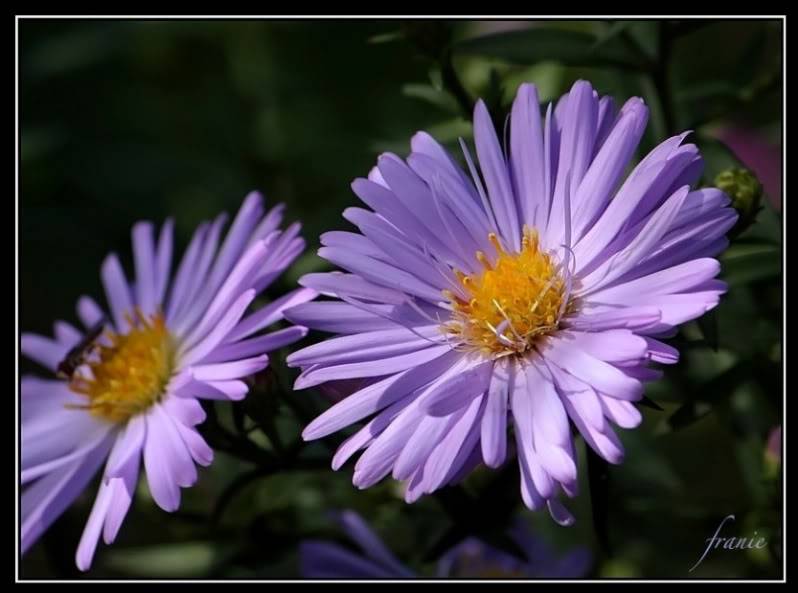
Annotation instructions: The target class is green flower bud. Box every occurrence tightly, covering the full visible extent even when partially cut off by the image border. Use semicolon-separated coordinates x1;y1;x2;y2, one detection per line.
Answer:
714;168;763;236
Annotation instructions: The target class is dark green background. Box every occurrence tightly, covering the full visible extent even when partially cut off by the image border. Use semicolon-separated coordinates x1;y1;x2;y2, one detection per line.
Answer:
20;19;782;579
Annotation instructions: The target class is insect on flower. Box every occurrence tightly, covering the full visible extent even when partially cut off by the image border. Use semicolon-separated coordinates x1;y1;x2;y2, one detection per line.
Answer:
55;317;107;380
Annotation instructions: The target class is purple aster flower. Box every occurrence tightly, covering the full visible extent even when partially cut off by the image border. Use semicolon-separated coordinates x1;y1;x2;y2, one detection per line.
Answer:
286;79;738;523
300;510;591;579
20;192;315;571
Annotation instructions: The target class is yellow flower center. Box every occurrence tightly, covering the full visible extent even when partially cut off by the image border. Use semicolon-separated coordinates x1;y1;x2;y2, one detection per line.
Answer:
68;310;174;423
443;227;569;357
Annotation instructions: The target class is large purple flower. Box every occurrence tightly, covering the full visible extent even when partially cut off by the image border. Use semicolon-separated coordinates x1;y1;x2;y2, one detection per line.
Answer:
20;192;315;570
286;80;737;523
300;510;591;579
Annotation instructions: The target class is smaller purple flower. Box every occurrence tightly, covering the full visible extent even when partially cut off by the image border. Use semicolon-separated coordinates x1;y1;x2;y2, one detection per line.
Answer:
300;510;591;579
20;192;315;570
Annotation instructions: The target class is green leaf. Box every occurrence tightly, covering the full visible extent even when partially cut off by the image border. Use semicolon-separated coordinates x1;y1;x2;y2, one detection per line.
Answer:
721;242;781;287
592;20;632;48
676;24;779;128
593;20;658;61
453;28;646;70
104;541;227;577
624;21;660;60
401;83;459;114
368;31;404;44
676;80;741;103
373;118;473;154
426;118;474;141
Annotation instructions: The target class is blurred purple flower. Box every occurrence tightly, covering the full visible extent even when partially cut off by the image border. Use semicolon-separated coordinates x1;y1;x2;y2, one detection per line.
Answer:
286;79;737;524
300;510;591;579
20;192;315;570
714;125;781;210
766;425;781;464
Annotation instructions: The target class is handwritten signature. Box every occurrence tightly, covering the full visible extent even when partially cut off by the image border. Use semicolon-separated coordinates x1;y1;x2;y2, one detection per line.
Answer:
689;514;767;573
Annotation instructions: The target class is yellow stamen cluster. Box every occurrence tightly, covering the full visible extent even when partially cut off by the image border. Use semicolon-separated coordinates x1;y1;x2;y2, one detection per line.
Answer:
69;310;174;423
443;227;568;357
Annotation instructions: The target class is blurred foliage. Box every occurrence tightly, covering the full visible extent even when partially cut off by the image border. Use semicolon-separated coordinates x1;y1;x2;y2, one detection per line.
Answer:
20;19;782;580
